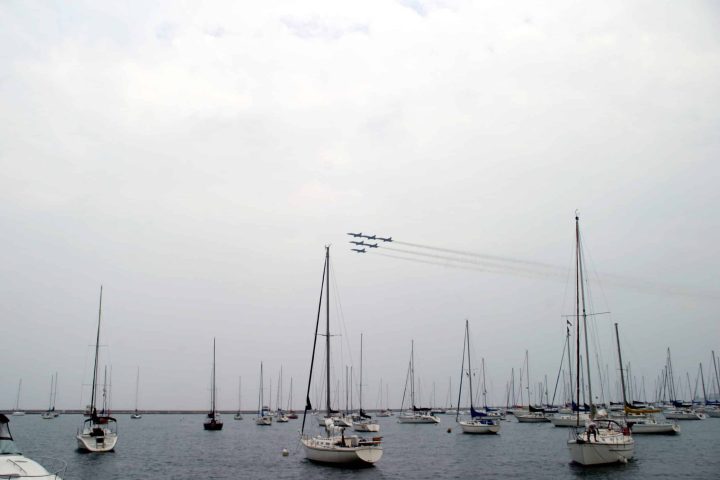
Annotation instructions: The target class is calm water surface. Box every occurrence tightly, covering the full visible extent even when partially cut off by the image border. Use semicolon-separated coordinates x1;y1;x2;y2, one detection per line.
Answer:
9;414;720;479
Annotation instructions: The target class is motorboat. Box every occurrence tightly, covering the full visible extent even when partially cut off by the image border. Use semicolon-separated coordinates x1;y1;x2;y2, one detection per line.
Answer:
1;414;66;479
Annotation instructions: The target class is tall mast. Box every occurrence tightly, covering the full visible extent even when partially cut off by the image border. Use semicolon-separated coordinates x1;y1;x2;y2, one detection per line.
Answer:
301;248;328;435
90;286;103;415
575;215;581;425
410;340;415;407
455;320;468;422
47;374;54;410
482;358;488;408
525;350;530;407
713;351;720;400
359;333;364;411
577;217;593;414
15;379;21;411
467;321;475;411
134;367;140;412
259;362;263;415
699;363;707;404
614;323;628;415
325;246;331;415
211;338;216;414
53;372;58;410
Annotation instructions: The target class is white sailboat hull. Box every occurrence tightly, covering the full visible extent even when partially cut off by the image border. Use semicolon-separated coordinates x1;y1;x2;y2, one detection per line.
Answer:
333;417;353;427
301;436;382;465
255;416;272;425
459;420;500;434
664;410;705;420
567;437;634;465
551;414;589;427
516;413;549;423
397;413;440;424
353;421;380;432
76;431;118;453
631;422;679;434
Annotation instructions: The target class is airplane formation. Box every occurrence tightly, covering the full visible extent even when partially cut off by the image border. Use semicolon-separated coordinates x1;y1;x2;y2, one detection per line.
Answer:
346;232;392;253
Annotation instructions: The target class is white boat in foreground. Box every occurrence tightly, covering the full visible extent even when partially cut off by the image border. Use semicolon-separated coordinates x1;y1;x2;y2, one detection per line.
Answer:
565;216;634;466
568;418;634;465
1;414;65;479
299;246;382;466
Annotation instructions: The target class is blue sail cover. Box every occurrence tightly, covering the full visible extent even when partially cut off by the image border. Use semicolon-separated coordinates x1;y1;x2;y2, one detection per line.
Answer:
470;406;487;418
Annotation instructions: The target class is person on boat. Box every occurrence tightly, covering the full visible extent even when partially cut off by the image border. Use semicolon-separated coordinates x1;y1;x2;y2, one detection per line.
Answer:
587;421;598;442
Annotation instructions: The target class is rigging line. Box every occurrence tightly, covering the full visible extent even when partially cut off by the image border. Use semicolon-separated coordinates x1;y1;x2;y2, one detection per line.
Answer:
328;260;354;376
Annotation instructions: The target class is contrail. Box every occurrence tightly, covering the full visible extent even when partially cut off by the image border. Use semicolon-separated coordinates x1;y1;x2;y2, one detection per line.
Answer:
380;246;564;279
394;240;564;272
371;252;557;281
369;240;719;301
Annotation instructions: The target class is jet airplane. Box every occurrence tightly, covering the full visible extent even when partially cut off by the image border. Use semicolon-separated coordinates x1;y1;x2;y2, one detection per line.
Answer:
347;232;363;238
361;234;376;240
366;243;379;248
351;248;366;253
376;236;393;242
350;241;364;246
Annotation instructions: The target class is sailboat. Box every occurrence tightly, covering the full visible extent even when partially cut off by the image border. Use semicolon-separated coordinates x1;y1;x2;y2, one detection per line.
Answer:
397;341;440;424
41;373;60;419
276;367;289;423
376;382;392;417
130;367;142;419
566;214;634;466
1;414;66;479
76;286;118;452
353;334;380;432
203;338;223;431
515;351;549;423
286;378;298;419
255;362;272;425
234;377;243;420
300;246;383;466
456;320;501;434
11;380;25;416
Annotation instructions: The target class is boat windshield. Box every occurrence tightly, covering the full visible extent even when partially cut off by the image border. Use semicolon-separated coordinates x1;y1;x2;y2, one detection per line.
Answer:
0;415;21;455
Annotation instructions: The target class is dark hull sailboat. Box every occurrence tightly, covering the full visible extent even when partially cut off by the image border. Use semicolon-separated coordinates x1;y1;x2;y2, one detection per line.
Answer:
204;338;223;431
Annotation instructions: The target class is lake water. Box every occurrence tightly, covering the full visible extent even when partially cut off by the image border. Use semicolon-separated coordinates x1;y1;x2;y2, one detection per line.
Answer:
7;414;720;479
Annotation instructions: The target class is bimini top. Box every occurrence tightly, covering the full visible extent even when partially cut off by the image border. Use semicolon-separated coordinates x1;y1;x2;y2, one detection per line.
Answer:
0;414;21;455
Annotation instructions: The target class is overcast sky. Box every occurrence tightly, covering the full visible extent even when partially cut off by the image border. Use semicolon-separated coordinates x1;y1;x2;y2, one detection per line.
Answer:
1;1;719;412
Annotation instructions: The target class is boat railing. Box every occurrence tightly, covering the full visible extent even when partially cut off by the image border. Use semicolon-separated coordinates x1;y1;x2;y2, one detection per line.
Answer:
1;457;67;479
